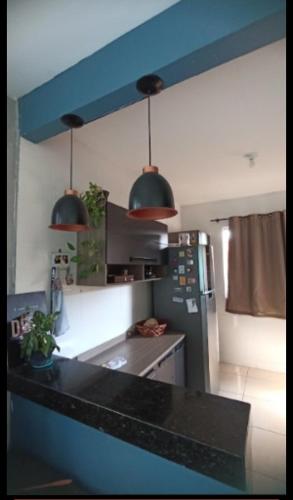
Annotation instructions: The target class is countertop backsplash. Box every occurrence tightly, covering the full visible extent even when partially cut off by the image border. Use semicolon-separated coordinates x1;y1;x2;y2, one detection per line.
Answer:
55;281;152;359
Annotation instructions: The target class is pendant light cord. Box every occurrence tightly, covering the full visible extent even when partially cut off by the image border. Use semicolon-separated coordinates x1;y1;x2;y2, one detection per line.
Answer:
148;96;152;165
70;128;73;189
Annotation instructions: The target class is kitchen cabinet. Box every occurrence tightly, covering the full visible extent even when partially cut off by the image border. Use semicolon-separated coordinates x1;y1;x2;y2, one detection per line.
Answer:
77;201;168;286
145;368;157;380
82;332;186;387
174;342;185;387
155;350;176;384
107;203;168;265
144;340;185;386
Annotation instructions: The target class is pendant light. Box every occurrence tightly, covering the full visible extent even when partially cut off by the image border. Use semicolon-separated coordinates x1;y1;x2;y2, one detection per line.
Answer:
49;114;90;232
128;75;177;220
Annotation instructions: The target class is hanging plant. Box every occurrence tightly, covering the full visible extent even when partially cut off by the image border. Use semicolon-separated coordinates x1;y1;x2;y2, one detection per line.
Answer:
80;182;107;228
67;183;108;280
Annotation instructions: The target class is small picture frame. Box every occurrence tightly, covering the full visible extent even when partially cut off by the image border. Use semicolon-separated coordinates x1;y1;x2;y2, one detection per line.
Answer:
179;232;190;246
52;252;70;269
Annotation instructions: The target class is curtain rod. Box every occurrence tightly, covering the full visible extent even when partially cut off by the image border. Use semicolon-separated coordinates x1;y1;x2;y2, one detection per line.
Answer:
210;218;229;222
210;210;285;223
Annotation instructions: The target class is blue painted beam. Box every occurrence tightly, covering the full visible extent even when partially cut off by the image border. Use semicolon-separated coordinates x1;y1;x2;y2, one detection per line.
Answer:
19;0;286;143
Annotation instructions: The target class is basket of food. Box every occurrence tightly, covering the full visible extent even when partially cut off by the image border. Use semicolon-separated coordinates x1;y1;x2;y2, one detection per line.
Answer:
135;318;167;337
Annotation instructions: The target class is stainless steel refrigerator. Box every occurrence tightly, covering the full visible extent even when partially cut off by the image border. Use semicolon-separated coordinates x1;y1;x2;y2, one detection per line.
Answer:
153;232;220;394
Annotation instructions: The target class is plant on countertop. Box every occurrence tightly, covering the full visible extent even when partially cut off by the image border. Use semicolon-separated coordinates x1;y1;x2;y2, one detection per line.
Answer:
67;182;108;280
20;310;60;362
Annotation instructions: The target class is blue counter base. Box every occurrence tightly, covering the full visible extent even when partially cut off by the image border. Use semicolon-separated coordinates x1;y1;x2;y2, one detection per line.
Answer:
10;395;243;495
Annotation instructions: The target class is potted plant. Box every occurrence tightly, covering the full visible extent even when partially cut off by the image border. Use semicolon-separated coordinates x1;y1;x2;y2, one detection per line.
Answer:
68;183;109;280
20;310;60;369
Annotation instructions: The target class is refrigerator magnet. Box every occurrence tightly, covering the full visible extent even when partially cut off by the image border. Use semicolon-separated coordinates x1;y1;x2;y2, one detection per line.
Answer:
178;265;185;274
187;277;196;284
186;259;194;265
174;287;183;293
186;286;192;293
179;250;185;257
186;267;192;273
190;232;197;245
172;296;184;303
186;248;193;258
172;275;179;281
179;276;186;286
186;298;198;313
179;232;190;246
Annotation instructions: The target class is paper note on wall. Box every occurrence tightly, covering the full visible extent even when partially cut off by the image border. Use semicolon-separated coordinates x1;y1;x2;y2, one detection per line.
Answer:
186;298;198;313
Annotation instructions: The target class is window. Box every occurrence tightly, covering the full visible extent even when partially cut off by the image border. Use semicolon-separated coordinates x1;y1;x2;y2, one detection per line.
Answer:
222;226;230;298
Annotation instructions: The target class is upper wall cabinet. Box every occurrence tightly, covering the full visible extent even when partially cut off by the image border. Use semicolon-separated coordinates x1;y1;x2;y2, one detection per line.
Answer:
77;202;168;286
107;203;168;265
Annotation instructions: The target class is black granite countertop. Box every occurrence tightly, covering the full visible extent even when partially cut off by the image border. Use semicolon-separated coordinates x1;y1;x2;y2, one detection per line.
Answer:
7;356;250;490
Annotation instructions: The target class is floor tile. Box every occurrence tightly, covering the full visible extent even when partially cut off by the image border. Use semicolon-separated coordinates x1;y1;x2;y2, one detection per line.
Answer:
245;468;286;494
247;367;286;384
244;376;286;403
243;394;286;435
219;372;246;395
217;390;243;401
245;427;286;482
219;362;248;376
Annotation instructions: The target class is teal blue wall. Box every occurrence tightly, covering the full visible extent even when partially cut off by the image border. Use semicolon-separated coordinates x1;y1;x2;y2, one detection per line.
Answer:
10;395;243;494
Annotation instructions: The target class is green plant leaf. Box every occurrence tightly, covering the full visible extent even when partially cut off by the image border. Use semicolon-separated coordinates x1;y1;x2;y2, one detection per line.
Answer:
67;242;75;251
71;256;81;263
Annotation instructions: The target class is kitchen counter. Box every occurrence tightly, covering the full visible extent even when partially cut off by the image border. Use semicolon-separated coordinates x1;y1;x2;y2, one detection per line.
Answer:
82;331;185;376
8;354;250;491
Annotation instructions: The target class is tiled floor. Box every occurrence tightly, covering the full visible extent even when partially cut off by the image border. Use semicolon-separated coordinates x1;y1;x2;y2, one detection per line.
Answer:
218;363;286;494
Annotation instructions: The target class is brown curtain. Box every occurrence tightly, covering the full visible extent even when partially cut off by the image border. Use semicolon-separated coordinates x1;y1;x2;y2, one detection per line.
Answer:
226;211;286;318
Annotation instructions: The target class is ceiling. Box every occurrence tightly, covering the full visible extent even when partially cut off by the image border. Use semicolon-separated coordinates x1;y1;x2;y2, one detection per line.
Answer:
8;2;285;207
7;0;179;99
74;39;286;207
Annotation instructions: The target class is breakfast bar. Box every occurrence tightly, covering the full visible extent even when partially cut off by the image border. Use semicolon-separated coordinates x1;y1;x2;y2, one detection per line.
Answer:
8;354;250;494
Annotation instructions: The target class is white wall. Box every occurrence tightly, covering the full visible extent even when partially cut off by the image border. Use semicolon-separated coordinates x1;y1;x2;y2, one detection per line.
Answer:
57;283;152;358
15;137;75;297
181;191;286;373
15;134;152;356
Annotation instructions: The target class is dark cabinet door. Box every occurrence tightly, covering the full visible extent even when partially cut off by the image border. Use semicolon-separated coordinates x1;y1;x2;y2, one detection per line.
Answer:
106;202;168;265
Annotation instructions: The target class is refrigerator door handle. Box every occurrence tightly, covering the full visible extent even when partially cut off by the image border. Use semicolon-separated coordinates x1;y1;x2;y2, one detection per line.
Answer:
200;289;215;296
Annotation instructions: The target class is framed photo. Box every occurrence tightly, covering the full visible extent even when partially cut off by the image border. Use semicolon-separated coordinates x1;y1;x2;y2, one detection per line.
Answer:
178;232;190;246
52;252;70;269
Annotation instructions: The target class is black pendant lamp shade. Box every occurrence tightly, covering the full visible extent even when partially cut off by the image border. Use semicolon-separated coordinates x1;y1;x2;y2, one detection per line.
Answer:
49;114;90;232
128;75;177;220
